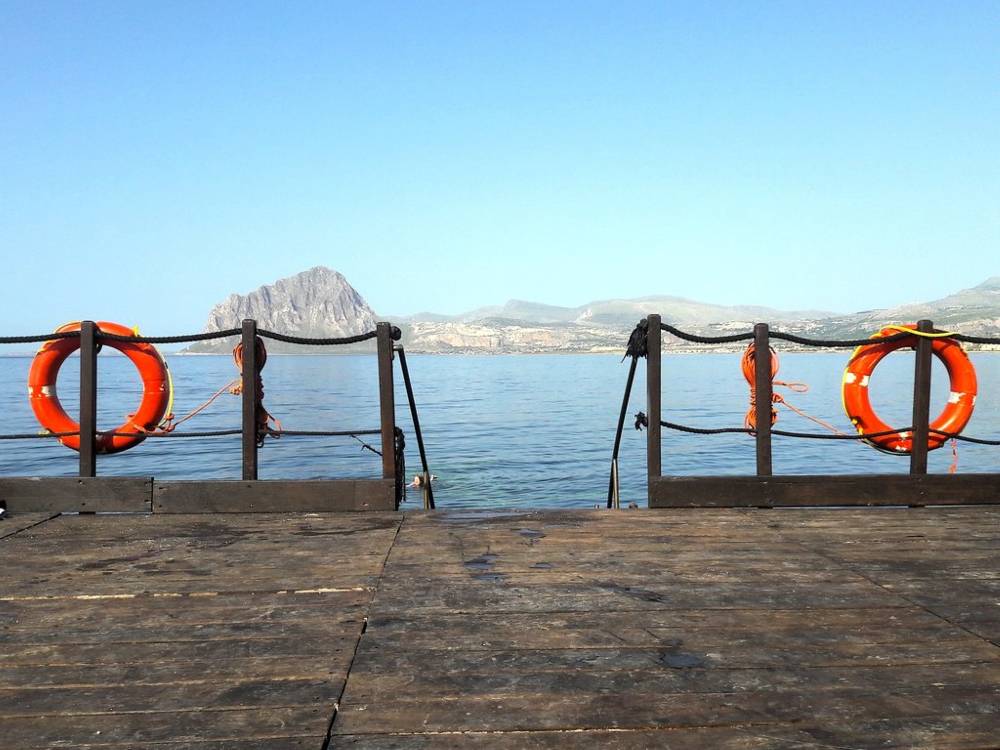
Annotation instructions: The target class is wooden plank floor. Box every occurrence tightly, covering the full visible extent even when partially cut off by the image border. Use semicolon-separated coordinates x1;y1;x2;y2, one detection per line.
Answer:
0;512;403;748
2;507;998;748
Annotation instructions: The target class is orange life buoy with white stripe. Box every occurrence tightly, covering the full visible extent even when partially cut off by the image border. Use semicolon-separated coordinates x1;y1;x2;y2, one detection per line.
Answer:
28;321;172;454
842;324;977;453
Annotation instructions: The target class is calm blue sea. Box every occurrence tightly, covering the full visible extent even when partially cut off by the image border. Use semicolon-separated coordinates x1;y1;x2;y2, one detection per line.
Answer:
1;352;997;509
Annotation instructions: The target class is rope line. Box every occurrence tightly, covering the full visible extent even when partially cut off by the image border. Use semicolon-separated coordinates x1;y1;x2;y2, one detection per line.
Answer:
0;428;380;440
1;327;391;346
660;324;755;344
634;414;1000;445
257;329;380;345
0;331;81;344
660;323;1000;348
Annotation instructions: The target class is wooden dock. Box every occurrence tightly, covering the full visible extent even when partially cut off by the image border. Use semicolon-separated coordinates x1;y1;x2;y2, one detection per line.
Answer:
2;506;998;748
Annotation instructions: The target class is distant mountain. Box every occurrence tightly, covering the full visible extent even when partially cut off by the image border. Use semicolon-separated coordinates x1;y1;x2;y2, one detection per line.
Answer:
185;267;378;353
398;297;831;328
803;277;1000;342
186;269;1000;355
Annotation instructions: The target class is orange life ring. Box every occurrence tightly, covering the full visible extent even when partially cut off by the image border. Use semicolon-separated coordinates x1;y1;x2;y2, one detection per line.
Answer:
28;321;171;454
842;324;977;454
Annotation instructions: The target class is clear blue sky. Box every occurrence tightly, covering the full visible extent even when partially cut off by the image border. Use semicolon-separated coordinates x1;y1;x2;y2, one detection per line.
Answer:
2;1;998;334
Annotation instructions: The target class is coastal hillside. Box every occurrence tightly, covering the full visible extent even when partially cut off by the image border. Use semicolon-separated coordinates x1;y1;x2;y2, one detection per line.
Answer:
186;269;1000;354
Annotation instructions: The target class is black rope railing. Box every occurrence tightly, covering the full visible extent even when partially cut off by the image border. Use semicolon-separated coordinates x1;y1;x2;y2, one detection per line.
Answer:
0;326;397;346
0;320;425;506
257;329;383;345
99;329;242;344
660;322;1000;348
0;331;82;344
610;317;1000;508
659;323;755;345
633;412;1000;446
0;428;381;440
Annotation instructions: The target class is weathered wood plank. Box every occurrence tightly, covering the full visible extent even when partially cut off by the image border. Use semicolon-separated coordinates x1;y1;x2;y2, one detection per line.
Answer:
0;706;327;748
3;676;344;716
333;684;1000;734
0;477;152;512
342;650;1000;700
328;713;1000;749
650;473;1000;507
0;636;356;667
357;607;978;652
369;576;912;613
0;591;369;638
328;726;817;749
154;479;395;512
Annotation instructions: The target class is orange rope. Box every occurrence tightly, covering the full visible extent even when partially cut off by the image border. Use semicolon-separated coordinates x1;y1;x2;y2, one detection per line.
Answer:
232;337;282;444
151;379;240;433
741;343;842;434
742;342;961;471
127;338;282;441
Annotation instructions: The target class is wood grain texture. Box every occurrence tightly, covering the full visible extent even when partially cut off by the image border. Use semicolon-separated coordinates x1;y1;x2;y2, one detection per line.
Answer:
154;478;396;512
0;477;152;512
0;511;402;748
3;507;998;749
651;473;1000;507
331;507;1000;748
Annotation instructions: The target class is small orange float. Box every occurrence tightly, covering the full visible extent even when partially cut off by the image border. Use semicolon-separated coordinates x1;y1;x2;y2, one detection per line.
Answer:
28;321;171;454
842;324;977;453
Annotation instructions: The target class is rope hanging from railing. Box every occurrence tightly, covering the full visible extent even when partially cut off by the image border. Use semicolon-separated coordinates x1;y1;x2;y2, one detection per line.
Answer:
231;335;281;446
396;346;435;509
606;320;648;508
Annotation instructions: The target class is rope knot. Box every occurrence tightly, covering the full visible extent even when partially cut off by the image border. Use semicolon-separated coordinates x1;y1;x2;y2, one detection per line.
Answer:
623;319;649;362
634;411;649;431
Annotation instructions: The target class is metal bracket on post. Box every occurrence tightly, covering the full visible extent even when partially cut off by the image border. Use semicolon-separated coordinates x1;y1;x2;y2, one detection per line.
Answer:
910;319;933;476
754;323;773;477
79;320;98;478
376;323;398;502
241;319;258;481
646;314;662;505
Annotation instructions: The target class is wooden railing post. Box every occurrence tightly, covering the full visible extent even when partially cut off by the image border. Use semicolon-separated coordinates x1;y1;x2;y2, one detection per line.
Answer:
910;319;934;475
646;315;662;500
754;323;773;476
79;320;98;477
376;323;397;486
241;319;258;481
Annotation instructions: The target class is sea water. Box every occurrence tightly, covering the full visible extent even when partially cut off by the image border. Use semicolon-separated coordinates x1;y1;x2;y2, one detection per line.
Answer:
1;352;997;509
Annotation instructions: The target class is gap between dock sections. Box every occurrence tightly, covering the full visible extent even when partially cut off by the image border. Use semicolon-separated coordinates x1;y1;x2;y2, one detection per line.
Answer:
323;513;406;749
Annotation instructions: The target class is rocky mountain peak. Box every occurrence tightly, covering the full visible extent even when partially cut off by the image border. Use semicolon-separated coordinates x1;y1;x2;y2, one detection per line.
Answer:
187;267;378;352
